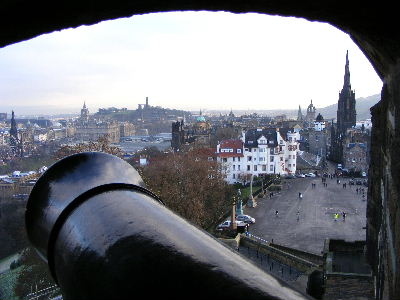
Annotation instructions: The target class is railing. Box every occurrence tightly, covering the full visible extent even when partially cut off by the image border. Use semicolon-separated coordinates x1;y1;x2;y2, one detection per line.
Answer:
25;285;60;300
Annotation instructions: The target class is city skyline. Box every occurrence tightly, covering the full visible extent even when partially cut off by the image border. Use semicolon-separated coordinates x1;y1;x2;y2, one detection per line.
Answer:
0;11;382;115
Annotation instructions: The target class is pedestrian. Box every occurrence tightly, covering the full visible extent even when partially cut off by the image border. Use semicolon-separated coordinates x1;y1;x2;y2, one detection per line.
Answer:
275;210;279;217
296;210;300;222
342;211;346;221
356;188;358;194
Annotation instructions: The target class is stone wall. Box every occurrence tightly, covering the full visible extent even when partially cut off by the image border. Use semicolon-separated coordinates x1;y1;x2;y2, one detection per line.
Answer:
323;274;374;300
240;235;321;273
367;63;400;300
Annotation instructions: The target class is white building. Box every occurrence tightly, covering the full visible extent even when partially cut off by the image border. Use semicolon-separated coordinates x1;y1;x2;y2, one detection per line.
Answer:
217;128;300;184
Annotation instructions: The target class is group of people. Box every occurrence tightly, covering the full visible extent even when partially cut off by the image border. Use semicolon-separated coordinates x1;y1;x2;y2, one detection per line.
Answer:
334;211;347;221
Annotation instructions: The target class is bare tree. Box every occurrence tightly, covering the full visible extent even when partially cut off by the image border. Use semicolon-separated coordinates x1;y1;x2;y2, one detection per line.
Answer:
140;149;234;229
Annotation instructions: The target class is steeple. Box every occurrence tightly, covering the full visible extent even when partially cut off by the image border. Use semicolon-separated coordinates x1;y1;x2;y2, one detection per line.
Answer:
297;105;303;121
343;50;351;89
337;50;356;135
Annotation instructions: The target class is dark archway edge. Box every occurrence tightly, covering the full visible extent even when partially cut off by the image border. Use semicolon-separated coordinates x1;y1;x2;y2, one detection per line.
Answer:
0;0;398;80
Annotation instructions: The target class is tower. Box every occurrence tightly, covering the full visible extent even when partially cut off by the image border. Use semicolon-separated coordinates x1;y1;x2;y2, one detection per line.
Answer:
9;110;17;144
306;100;316;122
337;50;356;135
80;101;89;122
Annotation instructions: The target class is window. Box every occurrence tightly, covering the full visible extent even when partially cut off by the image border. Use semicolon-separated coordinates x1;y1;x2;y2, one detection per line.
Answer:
289;137;292;142
254;157;256;161
259;157;264;161
238;157;241;162
270;148;274;154
244;148;249;152
247;156;252;162
280;157;283;161
232;174;235;179
237;149;242;153
293;164;295;168
253;148;257;152
289;164;291;167
238;165;241;171
262;165;266;171
233;165;236;171
254;165;257;171
223;158;227;162
233;157;236;162
247;165;250;171
270;165;274;171
270;156;274;162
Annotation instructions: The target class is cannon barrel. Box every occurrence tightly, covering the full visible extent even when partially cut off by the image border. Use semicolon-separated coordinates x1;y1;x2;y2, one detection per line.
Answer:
26;152;309;300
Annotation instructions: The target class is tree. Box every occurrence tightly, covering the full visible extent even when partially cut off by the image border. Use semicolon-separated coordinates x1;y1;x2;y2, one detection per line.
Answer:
140;149;234;229
54;135;123;160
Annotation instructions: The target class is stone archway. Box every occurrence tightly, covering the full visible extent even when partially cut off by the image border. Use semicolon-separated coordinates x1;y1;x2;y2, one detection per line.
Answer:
1;2;399;299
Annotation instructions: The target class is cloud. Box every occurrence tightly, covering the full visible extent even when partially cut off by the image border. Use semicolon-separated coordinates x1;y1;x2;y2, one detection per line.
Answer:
0;12;382;115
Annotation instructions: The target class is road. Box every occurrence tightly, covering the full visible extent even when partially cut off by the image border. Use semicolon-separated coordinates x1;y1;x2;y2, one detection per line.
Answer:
243;176;367;255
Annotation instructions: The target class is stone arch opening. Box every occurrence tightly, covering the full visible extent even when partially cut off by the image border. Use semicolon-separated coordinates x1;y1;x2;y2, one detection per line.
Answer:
1;2;398;299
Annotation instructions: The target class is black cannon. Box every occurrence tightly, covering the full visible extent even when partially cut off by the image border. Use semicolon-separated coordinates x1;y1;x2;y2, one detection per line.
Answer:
26;152;309;300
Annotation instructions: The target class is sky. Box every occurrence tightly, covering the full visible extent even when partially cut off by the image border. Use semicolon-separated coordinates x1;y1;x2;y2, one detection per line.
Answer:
0;11;382;115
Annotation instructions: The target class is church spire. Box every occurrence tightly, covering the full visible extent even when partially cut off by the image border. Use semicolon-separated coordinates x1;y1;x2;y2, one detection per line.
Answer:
343;50;351;89
297;105;303;121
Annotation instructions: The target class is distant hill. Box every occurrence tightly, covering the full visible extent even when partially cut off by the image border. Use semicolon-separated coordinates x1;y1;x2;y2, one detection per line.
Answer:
318;93;381;121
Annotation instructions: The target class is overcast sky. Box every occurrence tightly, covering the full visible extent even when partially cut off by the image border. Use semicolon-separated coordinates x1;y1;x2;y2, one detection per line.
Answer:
0;11;382;115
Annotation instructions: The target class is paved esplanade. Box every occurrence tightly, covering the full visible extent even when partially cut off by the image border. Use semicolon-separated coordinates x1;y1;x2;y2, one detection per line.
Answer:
244;176;367;255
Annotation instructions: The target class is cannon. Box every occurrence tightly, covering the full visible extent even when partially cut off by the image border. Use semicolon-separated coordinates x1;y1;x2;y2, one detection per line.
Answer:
26;152;309;300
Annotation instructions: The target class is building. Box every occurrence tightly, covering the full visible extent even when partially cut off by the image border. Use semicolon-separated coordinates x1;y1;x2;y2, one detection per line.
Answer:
216;128;300;184
75;102;120;143
342;143;368;172
119;122;135;137
171;120;185;151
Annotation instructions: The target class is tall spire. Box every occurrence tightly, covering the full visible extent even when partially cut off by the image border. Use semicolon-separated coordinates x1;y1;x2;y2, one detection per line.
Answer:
297;105;303;121
343;50;351;89
83;101;86;109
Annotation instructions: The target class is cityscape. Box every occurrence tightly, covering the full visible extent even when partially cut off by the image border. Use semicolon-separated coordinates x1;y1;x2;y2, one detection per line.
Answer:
0;50;379;300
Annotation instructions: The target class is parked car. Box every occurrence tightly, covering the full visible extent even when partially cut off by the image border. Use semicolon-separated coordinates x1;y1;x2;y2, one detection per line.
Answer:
306;173;316;177
216;220;248;231
363;179;368;187
361;172;367;177
349;179;355;185
236;214;256;224
284;174;296;179
296;174;306;178
356;179;362;185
